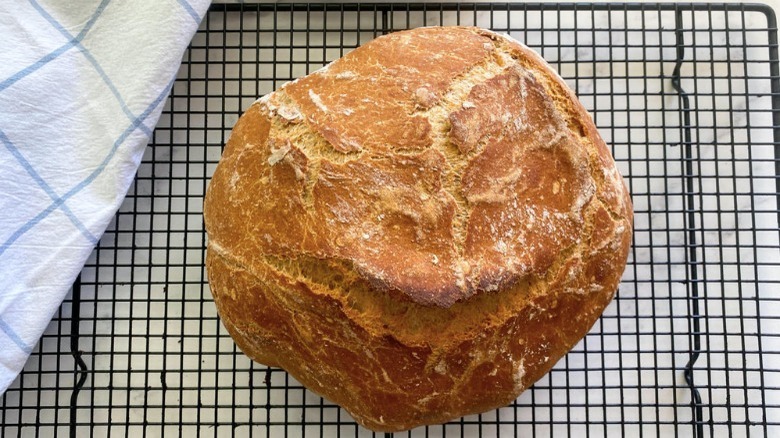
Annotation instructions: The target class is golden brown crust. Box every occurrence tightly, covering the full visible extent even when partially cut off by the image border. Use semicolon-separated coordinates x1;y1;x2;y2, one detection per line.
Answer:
204;26;633;432
284;27;493;153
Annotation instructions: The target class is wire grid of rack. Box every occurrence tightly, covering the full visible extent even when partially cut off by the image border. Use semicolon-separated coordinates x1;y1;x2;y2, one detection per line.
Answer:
2;2;780;437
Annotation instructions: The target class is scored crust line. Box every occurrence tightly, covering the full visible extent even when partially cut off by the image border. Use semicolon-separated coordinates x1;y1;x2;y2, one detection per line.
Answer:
411;43;515;259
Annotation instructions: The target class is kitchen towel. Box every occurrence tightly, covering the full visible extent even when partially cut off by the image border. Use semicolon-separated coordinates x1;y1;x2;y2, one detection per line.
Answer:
0;0;210;394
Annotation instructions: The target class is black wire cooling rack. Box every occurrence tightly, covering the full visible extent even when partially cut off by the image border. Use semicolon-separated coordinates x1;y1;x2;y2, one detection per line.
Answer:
2;2;779;437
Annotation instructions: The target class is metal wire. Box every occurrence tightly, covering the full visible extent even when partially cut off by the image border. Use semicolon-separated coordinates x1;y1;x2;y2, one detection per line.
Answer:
670;9;705;436
2;3;779;437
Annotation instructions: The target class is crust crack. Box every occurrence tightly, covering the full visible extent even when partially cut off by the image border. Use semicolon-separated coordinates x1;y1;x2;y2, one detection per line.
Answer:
258;90;365;211
413;47;515;256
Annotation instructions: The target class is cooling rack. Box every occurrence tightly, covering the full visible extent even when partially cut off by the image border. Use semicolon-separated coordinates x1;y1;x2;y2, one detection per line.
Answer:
2;2;779;437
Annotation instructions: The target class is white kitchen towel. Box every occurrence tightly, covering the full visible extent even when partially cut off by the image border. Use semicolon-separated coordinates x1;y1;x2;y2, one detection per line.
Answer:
0;0;210;394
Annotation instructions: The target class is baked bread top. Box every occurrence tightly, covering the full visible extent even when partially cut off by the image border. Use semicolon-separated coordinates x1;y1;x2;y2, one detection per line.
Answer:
204;26;632;309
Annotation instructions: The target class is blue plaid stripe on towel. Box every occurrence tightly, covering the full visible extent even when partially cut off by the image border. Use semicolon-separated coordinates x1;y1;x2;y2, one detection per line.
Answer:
0;0;210;394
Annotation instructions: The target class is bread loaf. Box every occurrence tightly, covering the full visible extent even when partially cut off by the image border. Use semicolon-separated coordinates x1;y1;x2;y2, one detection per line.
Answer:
204;26;632;432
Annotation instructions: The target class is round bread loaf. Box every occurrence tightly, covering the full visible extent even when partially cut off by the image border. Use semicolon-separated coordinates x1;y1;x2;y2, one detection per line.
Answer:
204;26;632;432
